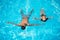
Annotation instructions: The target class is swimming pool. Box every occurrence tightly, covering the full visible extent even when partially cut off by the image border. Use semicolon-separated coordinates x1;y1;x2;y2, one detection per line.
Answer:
0;0;60;40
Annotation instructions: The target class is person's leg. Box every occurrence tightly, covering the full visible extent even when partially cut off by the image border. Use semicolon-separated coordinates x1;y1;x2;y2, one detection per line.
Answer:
20;9;25;18
27;9;34;18
40;8;46;16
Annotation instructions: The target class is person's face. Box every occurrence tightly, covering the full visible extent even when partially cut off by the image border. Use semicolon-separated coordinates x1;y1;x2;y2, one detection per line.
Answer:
41;16;46;20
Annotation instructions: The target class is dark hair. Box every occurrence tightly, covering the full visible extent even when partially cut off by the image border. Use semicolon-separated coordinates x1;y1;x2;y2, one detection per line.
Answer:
41;14;46;17
21;26;26;30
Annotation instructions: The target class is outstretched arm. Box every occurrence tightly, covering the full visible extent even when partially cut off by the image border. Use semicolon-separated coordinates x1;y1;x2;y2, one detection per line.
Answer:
33;17;40;20
7;22;21;26
27;23;41;26
48;16;53;19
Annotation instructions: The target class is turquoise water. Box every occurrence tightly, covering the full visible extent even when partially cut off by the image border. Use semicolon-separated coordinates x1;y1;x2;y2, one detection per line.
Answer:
0;0;60;40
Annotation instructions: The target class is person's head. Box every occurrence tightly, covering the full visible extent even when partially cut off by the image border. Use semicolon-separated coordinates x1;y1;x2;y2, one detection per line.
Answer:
21;26;25;30
41;16;46;20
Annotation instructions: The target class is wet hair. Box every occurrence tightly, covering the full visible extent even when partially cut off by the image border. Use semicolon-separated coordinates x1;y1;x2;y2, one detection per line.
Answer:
41;18;48;22
21;26;26;30
41;14;46;17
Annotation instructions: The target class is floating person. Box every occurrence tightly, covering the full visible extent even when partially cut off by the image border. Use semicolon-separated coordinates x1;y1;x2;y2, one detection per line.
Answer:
7;9;40;30
33;8;53;22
